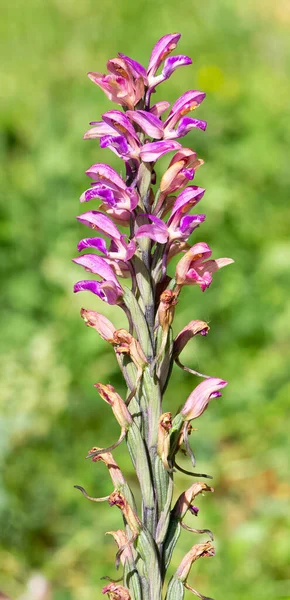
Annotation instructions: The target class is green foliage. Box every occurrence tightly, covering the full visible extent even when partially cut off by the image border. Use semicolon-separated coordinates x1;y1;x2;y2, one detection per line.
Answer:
1;1;290;599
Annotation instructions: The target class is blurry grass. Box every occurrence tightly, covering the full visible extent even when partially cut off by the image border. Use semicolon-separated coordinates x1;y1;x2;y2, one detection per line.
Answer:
1;0;290;598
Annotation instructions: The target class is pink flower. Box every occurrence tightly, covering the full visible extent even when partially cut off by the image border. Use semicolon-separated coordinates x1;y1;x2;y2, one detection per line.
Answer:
175;242;234;291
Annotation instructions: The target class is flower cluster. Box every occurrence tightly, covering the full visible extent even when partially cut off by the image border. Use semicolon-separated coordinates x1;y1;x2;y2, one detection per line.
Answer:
73;33;233;600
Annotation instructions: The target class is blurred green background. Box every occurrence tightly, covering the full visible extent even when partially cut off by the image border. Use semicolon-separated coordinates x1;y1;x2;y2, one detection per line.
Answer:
1;0;290;598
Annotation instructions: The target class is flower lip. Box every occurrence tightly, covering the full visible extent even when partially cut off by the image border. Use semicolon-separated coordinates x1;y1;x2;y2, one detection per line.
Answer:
85;163;127;189
73;280;122;304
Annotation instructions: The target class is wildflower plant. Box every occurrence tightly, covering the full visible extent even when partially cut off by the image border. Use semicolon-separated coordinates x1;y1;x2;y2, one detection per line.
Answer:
73;33;234;600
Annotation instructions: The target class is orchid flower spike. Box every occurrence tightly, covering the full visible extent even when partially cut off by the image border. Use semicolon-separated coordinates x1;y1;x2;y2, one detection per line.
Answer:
73;33;234;600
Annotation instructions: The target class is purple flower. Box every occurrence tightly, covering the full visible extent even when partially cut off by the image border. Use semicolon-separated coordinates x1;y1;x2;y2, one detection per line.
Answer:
102;110;140;143
167;186;206;225
76;210;136;261
73;254;123;305
126;108;206;143
164;90;206;135
181;377;228;421
135;186;206;244
80;163;139;213
88;56;145;110
84;110;140;160
78;236;136;261
147;33;181;81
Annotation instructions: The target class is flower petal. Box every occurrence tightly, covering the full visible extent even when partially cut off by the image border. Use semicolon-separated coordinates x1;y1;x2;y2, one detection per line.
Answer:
179;214;206;235
162;55;192;78
118;53;147;80
85;163;127;189
176;116;207;136
169;187;206;223
147;33;181;77
168;90;206;118
150;101;170;117
74;280;122;304
102;110;139;141
72;254;120;284
126;110;164;139
139;140;181;162
135;215;168;243
77;237;108;254
100;135;130;159
77;211;122;240
83;121;116;139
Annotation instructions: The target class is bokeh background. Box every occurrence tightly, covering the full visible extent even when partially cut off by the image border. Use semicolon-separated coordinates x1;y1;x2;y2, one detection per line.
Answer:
1;0;290;598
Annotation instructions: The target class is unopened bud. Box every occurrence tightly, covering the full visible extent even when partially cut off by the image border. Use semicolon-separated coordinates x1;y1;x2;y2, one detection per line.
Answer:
95;383;133;429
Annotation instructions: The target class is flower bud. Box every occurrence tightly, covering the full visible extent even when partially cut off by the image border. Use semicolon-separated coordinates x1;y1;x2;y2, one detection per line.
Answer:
108;491;141;536
102;582;131;600
172;482;214;520
95;383;132;429
175;541;215;582
173;320;209;357
80;308;116;341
